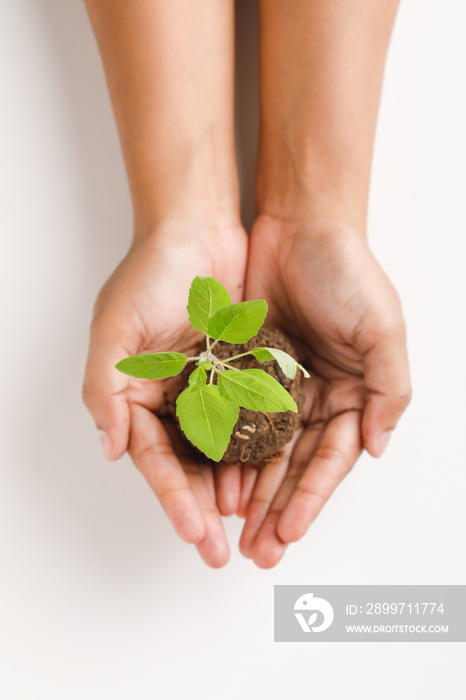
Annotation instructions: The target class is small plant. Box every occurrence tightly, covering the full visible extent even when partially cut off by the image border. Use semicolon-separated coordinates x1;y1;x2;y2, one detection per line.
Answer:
115;276;309;461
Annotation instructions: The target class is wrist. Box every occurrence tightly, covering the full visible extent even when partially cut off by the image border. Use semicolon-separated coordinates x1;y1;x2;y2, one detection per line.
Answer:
251;214;369;258
131;215;245;250
255;132;370;232
125;129;241;237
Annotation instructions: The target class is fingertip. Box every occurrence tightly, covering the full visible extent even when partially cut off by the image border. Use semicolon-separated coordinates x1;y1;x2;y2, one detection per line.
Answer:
362;427;383;458
199;539;231;569
98;429;127;461
239;533;253;559
175;519;206;545
195;518;231;568
365;429;393;458
84;385;130;460
252;539;287;569
361;327;412;457
362;386;412;457
378;429;393;455
99;430;113;459
216;490;234;517
277;518;301;544
219;501;237;517
362;396;407;457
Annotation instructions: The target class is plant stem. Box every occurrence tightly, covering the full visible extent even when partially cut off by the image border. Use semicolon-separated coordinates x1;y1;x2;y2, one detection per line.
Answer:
208;337;220;353
225;350;255;362
209;366;216;384
215;360;241;371
186;356;200;362
205;335;212;352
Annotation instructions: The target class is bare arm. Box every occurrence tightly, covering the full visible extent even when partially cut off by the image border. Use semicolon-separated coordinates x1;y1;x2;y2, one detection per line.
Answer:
256;0;400;227
84;0;239;233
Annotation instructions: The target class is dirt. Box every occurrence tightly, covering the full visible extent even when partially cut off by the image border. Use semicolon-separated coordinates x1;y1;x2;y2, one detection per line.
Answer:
171;326;304;466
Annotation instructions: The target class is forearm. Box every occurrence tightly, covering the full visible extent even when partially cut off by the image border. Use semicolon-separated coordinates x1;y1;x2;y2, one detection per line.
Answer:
256;0;400;230
84;0;239;236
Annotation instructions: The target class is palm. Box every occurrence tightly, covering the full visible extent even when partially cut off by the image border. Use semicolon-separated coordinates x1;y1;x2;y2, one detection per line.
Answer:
238;217;407;567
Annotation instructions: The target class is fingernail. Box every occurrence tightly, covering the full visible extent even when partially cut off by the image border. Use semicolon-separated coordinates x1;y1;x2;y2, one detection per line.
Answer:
378;430;393;456
99;430;113;459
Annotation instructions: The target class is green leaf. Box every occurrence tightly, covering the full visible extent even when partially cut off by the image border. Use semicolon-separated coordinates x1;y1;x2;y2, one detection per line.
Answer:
200;360;212;371
251;347;310;379
208;300;268;343
296;363;310;378
217;368;297;413
187;276;231;334
188;366;207;389
115;352;187;379
176;384;239;461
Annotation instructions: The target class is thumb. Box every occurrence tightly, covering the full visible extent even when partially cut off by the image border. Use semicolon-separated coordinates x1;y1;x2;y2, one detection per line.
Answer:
361;320;412;458
82;316;131;460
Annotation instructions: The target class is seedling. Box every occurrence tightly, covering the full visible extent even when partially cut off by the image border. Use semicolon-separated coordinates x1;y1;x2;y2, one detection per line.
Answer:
115;276;309;461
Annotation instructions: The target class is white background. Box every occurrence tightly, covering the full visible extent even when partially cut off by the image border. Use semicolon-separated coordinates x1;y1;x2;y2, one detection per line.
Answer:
1;0;465;697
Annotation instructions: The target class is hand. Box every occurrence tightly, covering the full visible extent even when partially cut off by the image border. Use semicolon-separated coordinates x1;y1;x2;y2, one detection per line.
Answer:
82;221;248;567
239;216;411;568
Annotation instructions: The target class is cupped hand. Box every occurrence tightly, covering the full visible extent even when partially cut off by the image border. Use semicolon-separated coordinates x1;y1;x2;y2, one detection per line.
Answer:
239;216;411;568
82;221;248;567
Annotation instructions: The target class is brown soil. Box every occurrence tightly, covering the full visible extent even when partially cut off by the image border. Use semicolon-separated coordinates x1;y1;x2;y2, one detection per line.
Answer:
173;327;304;466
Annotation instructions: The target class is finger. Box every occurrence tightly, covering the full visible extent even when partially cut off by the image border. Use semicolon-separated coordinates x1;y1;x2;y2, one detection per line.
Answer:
182;462;230;569
238;435;298;559
277;410;362;543
361;323;412;458
251;518;288;569
214;462;241;516
198;461;216;504
239;430;301;557
237;465;259;518
163;422;230;566
163;420;217;503
82;317;132;460
128;404;206;544
249;423;323;568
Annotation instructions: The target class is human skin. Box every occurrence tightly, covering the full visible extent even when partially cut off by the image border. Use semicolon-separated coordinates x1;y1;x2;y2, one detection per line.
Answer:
232;0;412;568
82;0;411;569
82;0;248;568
